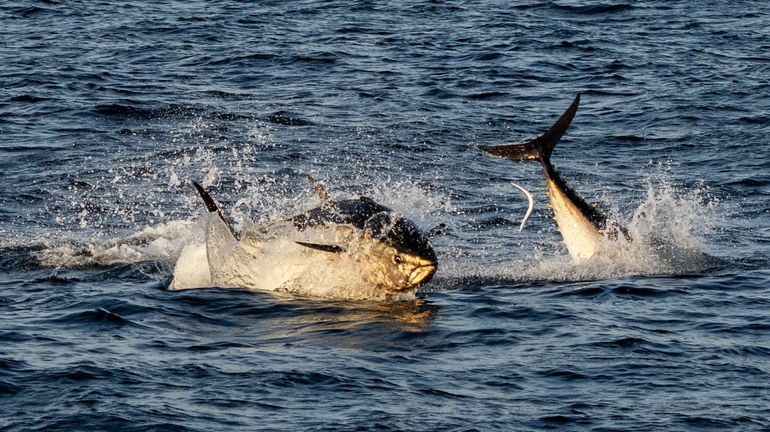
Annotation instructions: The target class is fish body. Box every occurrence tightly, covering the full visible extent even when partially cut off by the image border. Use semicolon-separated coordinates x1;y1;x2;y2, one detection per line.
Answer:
170;182;437;300
544;168;603;260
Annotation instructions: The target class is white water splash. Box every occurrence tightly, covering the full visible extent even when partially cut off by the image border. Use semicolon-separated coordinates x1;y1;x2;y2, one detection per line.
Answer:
33;172;719;290
485;176;721;282
33;220;201;268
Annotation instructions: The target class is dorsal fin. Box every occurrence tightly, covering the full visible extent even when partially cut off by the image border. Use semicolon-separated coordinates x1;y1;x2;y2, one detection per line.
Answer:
192;181;237;240
193;181;220;212
306;175;330;202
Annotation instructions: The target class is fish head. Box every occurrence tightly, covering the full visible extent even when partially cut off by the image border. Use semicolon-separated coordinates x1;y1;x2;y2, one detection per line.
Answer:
292;198;438;295
362;212;438;292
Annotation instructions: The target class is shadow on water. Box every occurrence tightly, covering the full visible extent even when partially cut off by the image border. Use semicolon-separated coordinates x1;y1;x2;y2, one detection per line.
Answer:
143;283;443;353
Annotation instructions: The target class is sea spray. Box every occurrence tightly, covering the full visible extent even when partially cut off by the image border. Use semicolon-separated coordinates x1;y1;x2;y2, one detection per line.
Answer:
518;174;720;281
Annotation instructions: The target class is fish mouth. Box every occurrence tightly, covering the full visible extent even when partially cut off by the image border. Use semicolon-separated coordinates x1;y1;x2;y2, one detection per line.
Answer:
407;262;437;287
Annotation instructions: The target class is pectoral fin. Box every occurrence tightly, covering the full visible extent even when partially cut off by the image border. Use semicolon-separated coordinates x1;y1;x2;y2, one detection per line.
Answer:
295;242;346;253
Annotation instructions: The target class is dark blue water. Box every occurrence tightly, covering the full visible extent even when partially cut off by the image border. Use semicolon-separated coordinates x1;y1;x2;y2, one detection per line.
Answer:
2;1;770;430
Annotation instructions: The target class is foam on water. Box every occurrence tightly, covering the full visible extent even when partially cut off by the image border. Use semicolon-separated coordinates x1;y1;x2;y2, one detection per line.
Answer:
32;220;201;269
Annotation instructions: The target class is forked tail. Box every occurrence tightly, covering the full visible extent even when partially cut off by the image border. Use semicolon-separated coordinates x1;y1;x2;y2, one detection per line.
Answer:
478;94;580;167
477;94;628;244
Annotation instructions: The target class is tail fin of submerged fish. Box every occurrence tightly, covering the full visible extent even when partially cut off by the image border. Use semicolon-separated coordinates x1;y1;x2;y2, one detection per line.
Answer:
193;181;237;240
478;94;617;261
478;94;580;166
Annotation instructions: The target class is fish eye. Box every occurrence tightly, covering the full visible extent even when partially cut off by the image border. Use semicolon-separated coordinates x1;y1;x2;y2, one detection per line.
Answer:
393;255;404;264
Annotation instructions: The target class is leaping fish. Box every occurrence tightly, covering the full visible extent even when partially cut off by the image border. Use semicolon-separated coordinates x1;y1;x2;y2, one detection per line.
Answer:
170;177;438;300
479;94;624;261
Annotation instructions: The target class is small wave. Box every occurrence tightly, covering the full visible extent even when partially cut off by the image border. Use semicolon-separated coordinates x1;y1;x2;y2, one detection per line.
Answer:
473;52;503;62
11;6;51;17
466;91;509;101
420;87;458;99
581;88;640;97
336;26;389;35
0;331;34;343
92;103;203;120
41;297;156;328
549;285;606;297
28;273;81;286
444;327;519;347
587;336;684;357
418;387;469;399
675;415;740;429
263;111;313;126
93;103;154;118
36;364;127;384
540;368;588;381
292;54;336;65
202;89;253;100
263;370;346;388
708;322;770;335
187;341;257;352
725;177;768;187
0;242;49;272
552;3;634;15
0;358;30;372
467;216;517;229
206;52;277;66
738;114;770;124
539;415;591;426
610;285;668;297
0;379;20;395
717;345;770;358
9;95;48;103
52;308;133;327
613;134;651;142
383;142;435;153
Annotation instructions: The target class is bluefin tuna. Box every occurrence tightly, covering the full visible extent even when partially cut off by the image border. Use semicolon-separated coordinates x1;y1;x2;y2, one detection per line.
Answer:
170;177;437;300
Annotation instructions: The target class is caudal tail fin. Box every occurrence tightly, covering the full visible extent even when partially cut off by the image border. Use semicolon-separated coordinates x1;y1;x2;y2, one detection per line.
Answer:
478;94;580;165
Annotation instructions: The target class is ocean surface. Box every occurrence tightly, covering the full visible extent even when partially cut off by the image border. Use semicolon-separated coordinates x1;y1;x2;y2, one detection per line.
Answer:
2;1;770;430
